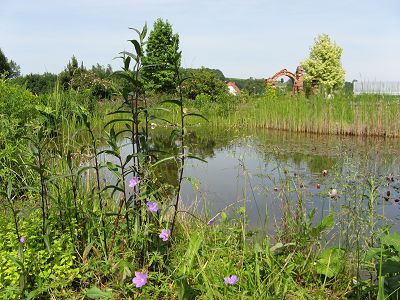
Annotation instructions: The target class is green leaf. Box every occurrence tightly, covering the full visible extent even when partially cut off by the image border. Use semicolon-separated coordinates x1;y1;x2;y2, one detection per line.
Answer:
7;255;24;269
185;176;199;191
77;166;95;176
316;248;345;277
128;27;141;37
124;56;131;70
381;232;400;253
104;118;133;128
102;185;125;194
186;154;207;163
269;242;296;255
161;99;182;107
381;258;400;275
151;156;176;168
311;213;334;236
183;113;208;122
364;247;383;261
86;286;113;299
141;23;148;40
119;51;137;60
107;110;132;116
129;39;143;57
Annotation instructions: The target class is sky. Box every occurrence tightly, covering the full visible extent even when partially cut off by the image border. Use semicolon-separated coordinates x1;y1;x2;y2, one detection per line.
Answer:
1;0;399;81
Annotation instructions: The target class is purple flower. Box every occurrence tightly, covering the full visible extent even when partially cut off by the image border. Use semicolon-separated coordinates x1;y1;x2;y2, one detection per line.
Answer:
159;228;171;242
19;236;25;244
129;177;140;188
146;201;158;213
207;214;218;226
224;275;239;285
132;271;148;288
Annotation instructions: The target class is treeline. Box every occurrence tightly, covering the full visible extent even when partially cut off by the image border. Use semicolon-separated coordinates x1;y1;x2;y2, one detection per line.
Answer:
10;57;115;99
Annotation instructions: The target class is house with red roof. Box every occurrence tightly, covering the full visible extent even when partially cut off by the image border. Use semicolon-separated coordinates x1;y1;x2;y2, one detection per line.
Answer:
227;82;241;95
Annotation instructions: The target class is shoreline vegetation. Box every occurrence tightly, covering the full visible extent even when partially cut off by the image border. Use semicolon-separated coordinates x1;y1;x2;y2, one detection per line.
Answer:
162;93;400;138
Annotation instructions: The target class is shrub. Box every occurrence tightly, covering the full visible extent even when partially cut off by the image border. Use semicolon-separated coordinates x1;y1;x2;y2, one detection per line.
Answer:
12;73;58;95
182;67;228;101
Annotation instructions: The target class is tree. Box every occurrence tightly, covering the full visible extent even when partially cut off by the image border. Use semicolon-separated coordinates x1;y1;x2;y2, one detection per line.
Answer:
181;67;228;100
302;34;345;93
0;48;20;78
13;72;57;95
142;19;180;93
59;55;85;89
0;48;11;76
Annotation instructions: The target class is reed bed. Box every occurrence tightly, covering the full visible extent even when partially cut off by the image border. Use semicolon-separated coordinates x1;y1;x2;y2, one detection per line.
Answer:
181;94;400;137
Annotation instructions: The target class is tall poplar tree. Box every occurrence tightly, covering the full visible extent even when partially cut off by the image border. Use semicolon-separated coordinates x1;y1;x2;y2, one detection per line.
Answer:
142;19;180;93
302;34;345;93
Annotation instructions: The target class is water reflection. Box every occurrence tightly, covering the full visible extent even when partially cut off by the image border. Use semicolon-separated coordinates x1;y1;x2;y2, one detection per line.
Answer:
100;126;400;231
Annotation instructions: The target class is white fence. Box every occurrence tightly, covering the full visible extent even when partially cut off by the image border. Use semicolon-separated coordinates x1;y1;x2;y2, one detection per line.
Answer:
353;81;400;95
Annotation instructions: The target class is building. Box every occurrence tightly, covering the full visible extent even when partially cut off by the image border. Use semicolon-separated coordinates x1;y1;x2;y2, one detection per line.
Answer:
227;82;241;95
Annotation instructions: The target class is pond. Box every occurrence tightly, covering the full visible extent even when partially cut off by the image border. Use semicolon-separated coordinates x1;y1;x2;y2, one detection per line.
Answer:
98;126;400;232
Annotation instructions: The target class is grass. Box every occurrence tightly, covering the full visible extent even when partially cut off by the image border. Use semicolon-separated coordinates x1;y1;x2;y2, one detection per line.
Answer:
0;151;392;299
161;93;400;137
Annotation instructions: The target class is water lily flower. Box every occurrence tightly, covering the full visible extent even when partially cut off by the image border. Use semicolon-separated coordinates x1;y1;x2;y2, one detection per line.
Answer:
159;228;171;242
175;139;182;147
19;236;25;244
129;177;140;188
329;188;338;198
224;275;239;285
132;271;148;288
146;201;158;213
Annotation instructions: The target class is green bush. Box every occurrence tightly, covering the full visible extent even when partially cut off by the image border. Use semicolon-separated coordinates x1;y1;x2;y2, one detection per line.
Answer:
0;214;80;299
12;73;58;95
0;79;41;182
70;70;114;99
182;67;228;101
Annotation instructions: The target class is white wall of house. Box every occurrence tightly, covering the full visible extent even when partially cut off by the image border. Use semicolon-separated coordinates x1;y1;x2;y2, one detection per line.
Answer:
228;85;238;95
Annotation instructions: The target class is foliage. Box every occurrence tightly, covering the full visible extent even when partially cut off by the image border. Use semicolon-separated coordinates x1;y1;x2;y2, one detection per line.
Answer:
0;79;40;183
70;70;114;99
90;63;113;79
59;56;114;99
302;34;345;93
58;55;84;90
12;72;58;95
365;232;400;299
182;67;228;101
142;19;180;93
0;48;20;78
226;77;265;95
0;215;80;299
182;67;225;81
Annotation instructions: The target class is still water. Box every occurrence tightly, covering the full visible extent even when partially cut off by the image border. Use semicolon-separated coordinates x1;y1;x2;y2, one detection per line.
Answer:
100;127;400;231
